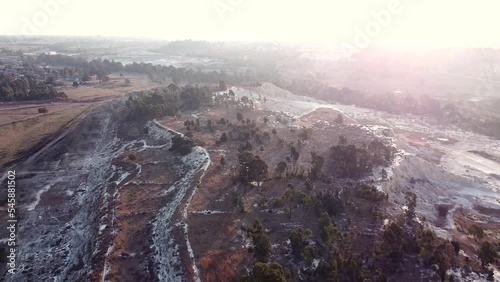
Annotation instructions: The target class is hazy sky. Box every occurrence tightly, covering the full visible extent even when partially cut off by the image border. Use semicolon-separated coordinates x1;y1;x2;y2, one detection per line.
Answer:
1;0;500;47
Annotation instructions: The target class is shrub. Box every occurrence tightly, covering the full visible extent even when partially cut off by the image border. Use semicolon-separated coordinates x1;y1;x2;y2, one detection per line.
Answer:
245;262;286;282
478;241;498;266
128;153;137;161
289;227;312;257
247;220;272;261
169;135;194;155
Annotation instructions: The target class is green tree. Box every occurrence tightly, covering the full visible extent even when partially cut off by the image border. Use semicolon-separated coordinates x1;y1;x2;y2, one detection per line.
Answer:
237;112;243;122
289;227;312;257
254;234;272;262
248;262;286;282
338;135;347;145
303;245;315;266
248;220;272;262
305;178;313;190
284;205;292;219
309;151;325;180
477;242;498;266
382;221;405;261
238;152;268;186
318;212;332;240
405;192;417;222
275;161;287;179
331;260;340;282
220;132;228;143
468;225;485;241
96;70;109;83
81;72;91;81
335;114;344;124
381;168;388;180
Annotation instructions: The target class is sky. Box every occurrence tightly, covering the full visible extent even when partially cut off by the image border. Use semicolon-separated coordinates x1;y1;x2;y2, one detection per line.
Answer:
1;0;500;48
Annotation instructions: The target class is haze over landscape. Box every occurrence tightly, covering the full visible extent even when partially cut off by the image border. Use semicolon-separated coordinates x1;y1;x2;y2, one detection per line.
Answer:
1;0;500;46
0;1;499;282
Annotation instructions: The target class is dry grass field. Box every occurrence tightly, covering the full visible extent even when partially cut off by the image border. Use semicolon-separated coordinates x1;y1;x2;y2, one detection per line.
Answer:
0;75;161;169
0;104;92;169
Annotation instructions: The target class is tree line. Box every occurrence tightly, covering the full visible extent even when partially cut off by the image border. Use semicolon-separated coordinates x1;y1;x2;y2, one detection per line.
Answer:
35;54;252;85
0;73;67;101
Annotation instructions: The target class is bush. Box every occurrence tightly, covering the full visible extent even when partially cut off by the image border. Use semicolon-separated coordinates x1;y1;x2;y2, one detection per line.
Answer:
245;262;286;282
169;135;194;155
128;153;137;161
247;220;272;261
478;241;498;266
289;227;312;257
357;184;386;202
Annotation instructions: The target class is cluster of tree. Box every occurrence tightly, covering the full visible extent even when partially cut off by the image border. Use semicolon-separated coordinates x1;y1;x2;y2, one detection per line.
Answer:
477;241;499;267
329;139;392;178
309;151;325;180
237;152;268;186
36;54;249;85
313;191;344;217
318;212;343;247
224;114;272;146
0;48;23;56
125;84;212;120
241;262;286;282
278;78;500;139
0;73;67;101
273;144;301;179
247;220;272;262
276;78;443;117
466;224;499;266
356;183;387;202
289;227;313;258
169;135;194;155
379;218;458;279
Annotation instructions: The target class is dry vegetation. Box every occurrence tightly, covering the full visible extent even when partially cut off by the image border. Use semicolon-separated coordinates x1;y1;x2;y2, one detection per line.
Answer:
0;75;160;169
158;100;395;280
0;103;92;168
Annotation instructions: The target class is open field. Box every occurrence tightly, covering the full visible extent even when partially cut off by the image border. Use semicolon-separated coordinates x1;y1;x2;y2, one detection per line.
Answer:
0;75;161;169
61;75;161;101
0;103;92;169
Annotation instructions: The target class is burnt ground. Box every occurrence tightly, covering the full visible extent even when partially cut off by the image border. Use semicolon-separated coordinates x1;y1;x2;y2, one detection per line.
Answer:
0;97;210;281
158;105;394;281
0;102;122;281
1;90;496;281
